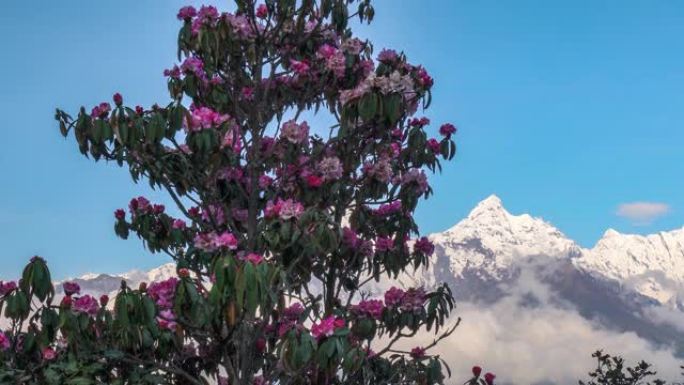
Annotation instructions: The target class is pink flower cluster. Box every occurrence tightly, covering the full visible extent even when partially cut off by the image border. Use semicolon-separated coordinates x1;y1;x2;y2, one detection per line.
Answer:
317;156;343;181
188;105;230;132
413;236;435;256
158;309;177;331
0;281;17;296
201;204;226;226
311;316;345;340
241;253;264;265
264;198;304;220
147;277;179;309
372;201;402;216
439;123;457;138
375;236;394;253
410;346;426;359
73;295;99;316
90;102;111;118
363;157;393;184
351;299;384;320
128;196;163;216
0;331;10;351
280;120;309;144
384;287;426;312
289;59;311;75
317;44;346;77
62;281;80;296
194;232;239;252
276;303;305;337
397;168;429;194
426;138;441;153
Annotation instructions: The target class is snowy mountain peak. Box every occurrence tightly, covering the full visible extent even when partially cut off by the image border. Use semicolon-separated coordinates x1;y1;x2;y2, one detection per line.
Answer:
602;228;621;238
433;195;580;280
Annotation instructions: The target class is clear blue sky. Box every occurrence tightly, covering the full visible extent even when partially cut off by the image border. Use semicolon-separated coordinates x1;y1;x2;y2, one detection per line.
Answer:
1;1;683;279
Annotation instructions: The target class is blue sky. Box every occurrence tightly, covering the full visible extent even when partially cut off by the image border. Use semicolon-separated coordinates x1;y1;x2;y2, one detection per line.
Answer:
1;1;683;279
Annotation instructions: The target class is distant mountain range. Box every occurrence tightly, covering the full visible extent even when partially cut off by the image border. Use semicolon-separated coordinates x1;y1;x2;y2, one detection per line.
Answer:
63;195;684;357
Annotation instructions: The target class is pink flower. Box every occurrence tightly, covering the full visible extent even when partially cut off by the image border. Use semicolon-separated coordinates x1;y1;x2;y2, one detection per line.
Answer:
214;232;238;250
280;120;309;144
73;295;99;316
163;66;181;79
114;209;125;220
62;281;80;296
255;4;268;18
129;196;151;216
283;303;305;321
400;168;429;194
472;366;482;377
278;199;304;220
439;123;457;138
317;44;338;59
426;138;441;153
384;287;405;308
0;281;17;296
375;236;394;252
305;174;323;188
413;237;434;256
289;59;310;75
112;93;123;106
0;331;10;351
401;287;427;312
100;294;109;307
259;175;274;189
157;309;177;331
342;227;360;249
409;346;426;359
352;299;384;320
311;316;345;340
90;102;111;118
241;86;254;101
172;219;187;230
188;106;230;131
377;49;398;63
484;372;496;385
42;347;57;361
243;253;264;265
317;156;343;181
177;5;197;20
201;204;226;226
148;278;178;309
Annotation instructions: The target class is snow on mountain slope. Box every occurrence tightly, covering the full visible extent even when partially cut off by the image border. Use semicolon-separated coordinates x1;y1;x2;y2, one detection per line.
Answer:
429;195;581;280
576;227;684;304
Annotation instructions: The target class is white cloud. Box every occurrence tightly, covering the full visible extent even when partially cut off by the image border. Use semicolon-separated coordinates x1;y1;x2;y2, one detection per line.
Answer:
616;202;670;225
378;262;683;385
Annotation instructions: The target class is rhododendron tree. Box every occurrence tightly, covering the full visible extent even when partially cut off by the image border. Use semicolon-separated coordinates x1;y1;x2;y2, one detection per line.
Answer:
1;1;462;384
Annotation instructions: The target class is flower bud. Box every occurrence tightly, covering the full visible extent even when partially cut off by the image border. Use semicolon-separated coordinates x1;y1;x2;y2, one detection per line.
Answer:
472;366;482;377
100;294;109;307
113;93;123;106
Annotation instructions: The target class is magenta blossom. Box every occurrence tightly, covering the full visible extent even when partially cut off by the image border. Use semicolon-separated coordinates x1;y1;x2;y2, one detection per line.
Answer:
278;199;304;220
172;219;187;230
42;347;57;361
255;4;268;19
484;372;496;385
0;281;17;296
0;331;10;351
188;106;230;131
242;253;264;265
311;316;345;340
147;278;178;309
114;209;125;220
384;287;405;308
413;236;435;256
283;303;305;321
410;346;426;359
352;299;385;320
73;295;99;316
158;309;177;331
377;48;398;63
426;138;441;153
214;232;238;250
375;236;394;253
90;102;111;118
289;59;310;75
177;5;197;20
439;123;457;138
280;120;309;144
62;281;81;296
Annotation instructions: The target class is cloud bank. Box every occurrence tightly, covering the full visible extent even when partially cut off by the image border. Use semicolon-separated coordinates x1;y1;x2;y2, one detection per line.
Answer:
616;202;670;225
388;266;682;385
